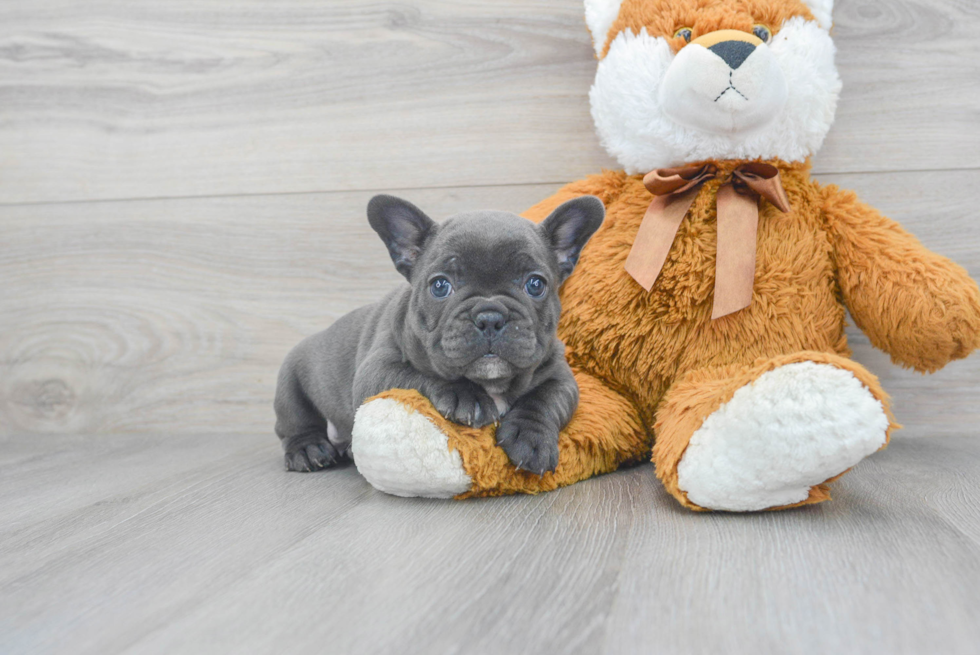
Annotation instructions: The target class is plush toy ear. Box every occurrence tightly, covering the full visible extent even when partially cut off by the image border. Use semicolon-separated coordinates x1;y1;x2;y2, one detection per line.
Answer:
585;0;624;57
367;195;437;280
539;196;605;283
801;0;834;29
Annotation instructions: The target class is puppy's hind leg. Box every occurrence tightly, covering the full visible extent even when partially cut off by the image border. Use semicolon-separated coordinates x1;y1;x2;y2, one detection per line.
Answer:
274;371;346;473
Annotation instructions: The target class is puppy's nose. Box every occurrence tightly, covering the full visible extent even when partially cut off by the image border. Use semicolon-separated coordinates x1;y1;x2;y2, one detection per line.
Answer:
474;311;507;337
708;40;756;69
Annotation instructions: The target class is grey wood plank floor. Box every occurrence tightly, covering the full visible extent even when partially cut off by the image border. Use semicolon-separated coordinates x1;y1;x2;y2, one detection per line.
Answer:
0;0;978;204
2;0;980;653
2;433;979;655
2;171;979;438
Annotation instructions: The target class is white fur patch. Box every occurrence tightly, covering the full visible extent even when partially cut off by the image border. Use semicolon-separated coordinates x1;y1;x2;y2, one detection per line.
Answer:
590;17;840;171
676;362;889;512
802;0;834;30
351;398;472;498
585;0;624;56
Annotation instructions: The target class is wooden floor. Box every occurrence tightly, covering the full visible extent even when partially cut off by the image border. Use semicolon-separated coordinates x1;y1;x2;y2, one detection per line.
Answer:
2;0;980;653
2;433;979;654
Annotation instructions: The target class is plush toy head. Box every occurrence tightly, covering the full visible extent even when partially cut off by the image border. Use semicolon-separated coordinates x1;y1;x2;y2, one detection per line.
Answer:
586;0;840;171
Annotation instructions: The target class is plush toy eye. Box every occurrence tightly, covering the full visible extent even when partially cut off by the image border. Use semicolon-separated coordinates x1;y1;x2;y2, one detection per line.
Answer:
430;276;453;299
524;274;547;298
752;24;772;43
674;27;693;43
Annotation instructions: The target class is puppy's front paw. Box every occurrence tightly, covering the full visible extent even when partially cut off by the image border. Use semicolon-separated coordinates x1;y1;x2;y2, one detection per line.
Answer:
431;382;500;428
284;439;341;472
494;413;559;476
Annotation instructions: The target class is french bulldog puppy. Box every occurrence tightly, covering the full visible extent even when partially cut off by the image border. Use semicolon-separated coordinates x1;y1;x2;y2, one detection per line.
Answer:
274;194;604;476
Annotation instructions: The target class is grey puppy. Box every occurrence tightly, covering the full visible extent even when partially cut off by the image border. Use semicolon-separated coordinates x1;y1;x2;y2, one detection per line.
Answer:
274;194;604;476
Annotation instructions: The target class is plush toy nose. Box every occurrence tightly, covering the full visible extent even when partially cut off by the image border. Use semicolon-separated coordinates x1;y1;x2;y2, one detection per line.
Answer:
690;29;764;70
709;40;756;69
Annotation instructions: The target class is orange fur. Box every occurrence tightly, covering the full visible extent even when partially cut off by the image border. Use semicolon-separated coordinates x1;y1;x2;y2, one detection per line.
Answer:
599;0;816;57
362;0;980;510
538;160;851;428
822;184;980;372
370;367;649;498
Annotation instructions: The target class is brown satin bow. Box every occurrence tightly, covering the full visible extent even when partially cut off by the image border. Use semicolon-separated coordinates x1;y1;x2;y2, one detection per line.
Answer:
624;162;791;319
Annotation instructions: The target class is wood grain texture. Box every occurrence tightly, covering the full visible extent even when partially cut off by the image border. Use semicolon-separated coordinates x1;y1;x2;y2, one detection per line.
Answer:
0;0;978;204
2;170;979;438
2;1;978;652
1;432;978;655
0;184;564;437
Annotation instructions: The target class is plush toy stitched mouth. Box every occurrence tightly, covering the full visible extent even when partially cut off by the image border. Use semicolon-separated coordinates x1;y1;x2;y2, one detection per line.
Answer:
714;72;749;102
710;39;756;102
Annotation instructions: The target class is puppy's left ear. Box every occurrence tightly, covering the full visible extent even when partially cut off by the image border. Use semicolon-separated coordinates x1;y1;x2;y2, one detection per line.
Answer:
367;195;437;280
539;195;605;283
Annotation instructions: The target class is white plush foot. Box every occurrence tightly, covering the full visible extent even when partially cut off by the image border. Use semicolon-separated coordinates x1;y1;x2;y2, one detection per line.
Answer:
351;398;472;498
676;362;889;512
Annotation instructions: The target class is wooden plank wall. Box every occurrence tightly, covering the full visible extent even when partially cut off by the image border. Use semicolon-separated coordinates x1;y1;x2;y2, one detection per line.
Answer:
1;0;978;438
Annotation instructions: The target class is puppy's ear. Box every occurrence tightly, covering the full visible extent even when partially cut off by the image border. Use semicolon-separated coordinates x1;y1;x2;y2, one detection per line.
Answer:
539;195;605;283
367;195;437;280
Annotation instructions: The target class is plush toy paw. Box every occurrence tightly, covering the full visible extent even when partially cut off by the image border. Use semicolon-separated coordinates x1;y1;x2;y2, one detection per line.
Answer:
494;412;560;476
675;361;890;512
351;396;472;498
352;376;649;500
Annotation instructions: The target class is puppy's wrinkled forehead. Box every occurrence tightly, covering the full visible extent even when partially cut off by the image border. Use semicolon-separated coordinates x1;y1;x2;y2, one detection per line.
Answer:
423;212;549;282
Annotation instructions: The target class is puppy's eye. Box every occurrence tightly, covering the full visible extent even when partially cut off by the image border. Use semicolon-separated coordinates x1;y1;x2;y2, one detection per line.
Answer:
674;27;693;43
524;275;547;299
429;276;453;299
752;24;772;43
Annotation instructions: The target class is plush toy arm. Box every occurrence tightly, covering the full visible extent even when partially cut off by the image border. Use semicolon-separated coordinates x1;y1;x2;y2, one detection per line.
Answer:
521;170;630;223
821;183;980;372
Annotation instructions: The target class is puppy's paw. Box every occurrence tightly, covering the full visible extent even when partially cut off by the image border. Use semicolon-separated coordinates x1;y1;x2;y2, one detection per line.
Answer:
284;439;341;472
431;383;500;428
494;414;559;476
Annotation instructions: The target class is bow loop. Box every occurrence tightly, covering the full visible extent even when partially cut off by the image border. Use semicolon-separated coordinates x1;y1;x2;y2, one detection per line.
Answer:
624;162;791;319
730;162;791;213
642;164;716;196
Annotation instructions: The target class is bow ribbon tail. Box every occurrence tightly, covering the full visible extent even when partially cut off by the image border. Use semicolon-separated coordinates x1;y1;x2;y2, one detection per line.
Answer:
712;184;760;319
624;187;701;291
626;162;789;319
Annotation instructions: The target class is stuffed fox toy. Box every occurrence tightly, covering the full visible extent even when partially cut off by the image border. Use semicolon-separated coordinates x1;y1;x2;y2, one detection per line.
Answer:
349;0;980;511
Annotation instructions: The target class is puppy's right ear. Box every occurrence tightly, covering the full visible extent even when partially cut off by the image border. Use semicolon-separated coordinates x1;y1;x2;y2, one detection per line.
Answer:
367;195;437;280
